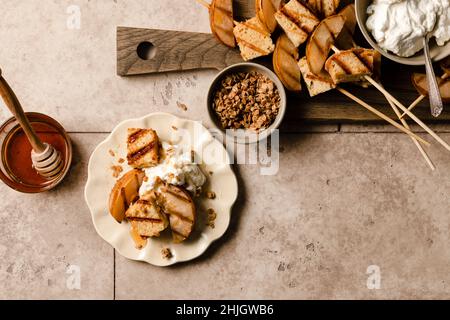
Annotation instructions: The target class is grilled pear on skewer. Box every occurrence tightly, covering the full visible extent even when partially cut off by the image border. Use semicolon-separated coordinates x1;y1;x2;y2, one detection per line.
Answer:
336;4;357;50
306;0;340;18
273;33;301;91
412;73;450;103
256;0;284;33
306;14;345;75
209;0;236;47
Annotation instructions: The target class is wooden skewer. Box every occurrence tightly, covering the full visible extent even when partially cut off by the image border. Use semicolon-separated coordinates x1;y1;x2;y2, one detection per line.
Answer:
330;45;450;152
337;87;429;146
195;0;210;9
399;73;449;119
384;89;435;170
364;76;450;151
340;43;435;169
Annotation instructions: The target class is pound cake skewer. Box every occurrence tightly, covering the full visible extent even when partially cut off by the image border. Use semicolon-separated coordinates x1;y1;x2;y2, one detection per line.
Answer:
329;45;450;153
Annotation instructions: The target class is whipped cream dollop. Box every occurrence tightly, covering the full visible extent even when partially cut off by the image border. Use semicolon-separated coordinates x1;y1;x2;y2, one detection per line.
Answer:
139;142;206;196
366;0;450;57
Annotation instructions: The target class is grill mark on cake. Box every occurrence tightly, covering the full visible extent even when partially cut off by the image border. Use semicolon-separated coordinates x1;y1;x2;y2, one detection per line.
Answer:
241;22;270;36
235;37;269;55
305;74;335;84
353;50;372;72
127;142;155;162
136;199;153;206
329;55;353;74
128;217;164;223
281;7;317;33
128;129;146;144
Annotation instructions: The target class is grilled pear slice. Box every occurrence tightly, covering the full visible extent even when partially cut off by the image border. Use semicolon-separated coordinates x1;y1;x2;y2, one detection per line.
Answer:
109;169;145;223
209;0;236;47
256;0;283;33
306;14;345;75
412;73;450;103
306;0;340;18
159;184;196;243
273;33;301;91
336;4;356;50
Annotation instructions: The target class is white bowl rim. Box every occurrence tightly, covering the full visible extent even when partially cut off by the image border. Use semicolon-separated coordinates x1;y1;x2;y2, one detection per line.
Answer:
355;0;450;66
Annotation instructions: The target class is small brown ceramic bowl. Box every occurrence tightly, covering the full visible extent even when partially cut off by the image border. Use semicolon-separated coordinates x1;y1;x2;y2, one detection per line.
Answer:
207;62;287;144
355;0;450;65
0;112;72;193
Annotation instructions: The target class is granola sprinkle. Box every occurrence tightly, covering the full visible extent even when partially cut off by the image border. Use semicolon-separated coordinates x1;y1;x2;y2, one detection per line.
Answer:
206;191;216;199
111;165;123;178
177;101;188;111
212;71;281;131
161;248;173;259
206;208;217;229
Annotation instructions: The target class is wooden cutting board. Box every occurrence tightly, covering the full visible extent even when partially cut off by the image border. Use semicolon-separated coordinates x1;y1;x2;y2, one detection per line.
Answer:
116;1;450;123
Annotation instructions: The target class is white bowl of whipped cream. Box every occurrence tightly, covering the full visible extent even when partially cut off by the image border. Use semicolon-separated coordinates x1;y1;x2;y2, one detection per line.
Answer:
355;0;450;65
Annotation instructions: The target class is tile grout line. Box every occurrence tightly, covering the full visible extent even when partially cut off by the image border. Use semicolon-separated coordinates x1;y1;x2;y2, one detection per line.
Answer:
66;129;450;135
113;249;116;300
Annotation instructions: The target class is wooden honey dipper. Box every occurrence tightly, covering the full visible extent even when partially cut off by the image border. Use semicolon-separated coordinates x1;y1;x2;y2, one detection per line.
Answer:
0;69;63;179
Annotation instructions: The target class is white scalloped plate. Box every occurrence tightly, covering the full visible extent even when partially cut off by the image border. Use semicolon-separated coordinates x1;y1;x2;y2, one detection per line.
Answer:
84;113;238;266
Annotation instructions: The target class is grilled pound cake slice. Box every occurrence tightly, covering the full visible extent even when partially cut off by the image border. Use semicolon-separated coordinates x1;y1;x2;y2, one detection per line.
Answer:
298;57;335;97
159;184;196;243
127;128;160;168
126;191;169;238
233;17;275;61
274;0;319;47
325;48;375;84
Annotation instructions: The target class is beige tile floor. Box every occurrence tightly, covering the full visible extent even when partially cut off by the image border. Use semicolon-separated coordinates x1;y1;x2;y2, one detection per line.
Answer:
1;0;450;300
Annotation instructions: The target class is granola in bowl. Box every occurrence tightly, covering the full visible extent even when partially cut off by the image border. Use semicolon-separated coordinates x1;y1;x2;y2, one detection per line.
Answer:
207;62;287;144
212;71;281;131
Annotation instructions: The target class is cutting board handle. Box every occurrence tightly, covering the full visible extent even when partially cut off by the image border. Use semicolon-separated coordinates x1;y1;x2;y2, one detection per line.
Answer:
117;27;243;76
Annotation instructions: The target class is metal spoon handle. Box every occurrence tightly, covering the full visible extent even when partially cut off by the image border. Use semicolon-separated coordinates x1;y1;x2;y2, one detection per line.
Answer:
423;36;443;117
